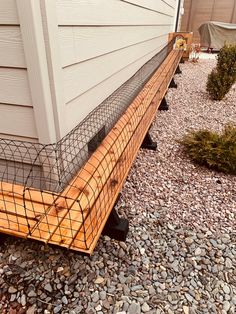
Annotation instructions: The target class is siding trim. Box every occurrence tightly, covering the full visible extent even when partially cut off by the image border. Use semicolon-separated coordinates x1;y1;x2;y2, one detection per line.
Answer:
0;68;31;106
0;104;38;138
56;0;173;26
61;30;171;69
16;0;57;144
0;0;19;25
40;0;67;140
119;0;173;17
64;35;168;104
174;0;181;31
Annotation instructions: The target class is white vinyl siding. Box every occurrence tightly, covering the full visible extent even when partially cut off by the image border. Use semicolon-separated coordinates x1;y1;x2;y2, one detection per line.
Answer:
56;0;177;134
0;0;38;142
0;0;178;142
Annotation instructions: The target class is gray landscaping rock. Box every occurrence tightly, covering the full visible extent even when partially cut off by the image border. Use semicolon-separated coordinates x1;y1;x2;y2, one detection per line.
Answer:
44;283;53;293
128;302;141;314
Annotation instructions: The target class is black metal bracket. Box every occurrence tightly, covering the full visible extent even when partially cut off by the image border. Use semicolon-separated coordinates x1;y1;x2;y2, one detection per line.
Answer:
158;96;168;111
180;57;185;64
175;65;182;75
169;78;177;88
141;132;157;151
102;195;129;241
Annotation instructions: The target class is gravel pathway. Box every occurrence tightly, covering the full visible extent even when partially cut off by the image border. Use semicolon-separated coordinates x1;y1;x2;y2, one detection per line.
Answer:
0;60;235;314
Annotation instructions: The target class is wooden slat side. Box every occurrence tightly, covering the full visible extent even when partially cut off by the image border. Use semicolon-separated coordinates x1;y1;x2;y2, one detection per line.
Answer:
1;182;57;206
0;213;36;237
0;194;46;219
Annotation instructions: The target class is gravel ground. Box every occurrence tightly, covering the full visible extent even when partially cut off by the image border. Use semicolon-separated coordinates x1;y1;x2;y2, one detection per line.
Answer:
0;60;236;314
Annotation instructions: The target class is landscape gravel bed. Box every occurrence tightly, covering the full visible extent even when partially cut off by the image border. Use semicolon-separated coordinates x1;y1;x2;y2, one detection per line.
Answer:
0;59;235;314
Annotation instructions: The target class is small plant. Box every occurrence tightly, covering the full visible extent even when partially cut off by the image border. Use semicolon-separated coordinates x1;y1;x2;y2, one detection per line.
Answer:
190;43;201;63
180;124;236;175
206;44;236;100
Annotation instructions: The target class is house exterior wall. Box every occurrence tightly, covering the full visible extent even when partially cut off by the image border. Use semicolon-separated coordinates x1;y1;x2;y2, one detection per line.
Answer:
181;0;236;42
56;0;177;133
0;0;179;190
0;0;178;144
0;0;38;142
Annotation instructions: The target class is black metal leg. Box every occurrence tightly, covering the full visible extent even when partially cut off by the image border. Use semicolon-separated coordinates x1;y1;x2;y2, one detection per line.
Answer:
180;57;185;64
158;97;169;111
141;132;157;151
175;65;182;74
102;207;129;242
169;78;177;88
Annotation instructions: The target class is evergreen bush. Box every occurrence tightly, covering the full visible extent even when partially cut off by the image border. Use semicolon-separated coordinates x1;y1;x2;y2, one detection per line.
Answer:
180;124;236;175
206;69;234;101
206;44;236;100
217;44;236;79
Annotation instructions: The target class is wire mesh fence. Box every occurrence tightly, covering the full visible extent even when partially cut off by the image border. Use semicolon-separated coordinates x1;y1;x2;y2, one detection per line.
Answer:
0;39;182;253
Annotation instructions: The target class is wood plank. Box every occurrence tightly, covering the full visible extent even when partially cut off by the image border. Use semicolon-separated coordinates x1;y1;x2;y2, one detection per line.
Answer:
0;68;31;106
121;0;175;16
0;26;25;68
0;213;35;238
59;25;172;67
63;35;168;103
0;194;46;219
56;0;173;26
65;41;167;133
0;188;47;238
0;104;37;138
0;182;57;206
29;50;181;247
0;0;19;25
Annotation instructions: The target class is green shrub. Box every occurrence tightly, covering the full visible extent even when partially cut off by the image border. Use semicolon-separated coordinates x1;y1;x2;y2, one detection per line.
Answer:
217;44;236;79
206;69;235;101
180;124;236;175
206;44;236;100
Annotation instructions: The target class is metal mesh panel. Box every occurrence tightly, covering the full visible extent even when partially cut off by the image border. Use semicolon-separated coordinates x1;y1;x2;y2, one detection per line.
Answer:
0;42;172;192
0;39;182;253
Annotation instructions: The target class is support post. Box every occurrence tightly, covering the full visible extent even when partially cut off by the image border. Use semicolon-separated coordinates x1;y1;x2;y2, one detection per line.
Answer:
169;78;177;88
175;65;182;74
141;132;157;150
158;97;169;111
102;196;129;241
